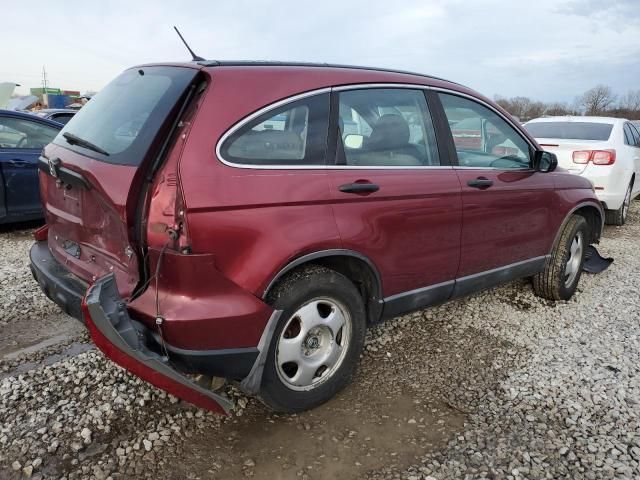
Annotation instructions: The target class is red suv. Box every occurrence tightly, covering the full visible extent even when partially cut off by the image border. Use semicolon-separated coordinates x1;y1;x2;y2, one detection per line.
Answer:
30;62;604;414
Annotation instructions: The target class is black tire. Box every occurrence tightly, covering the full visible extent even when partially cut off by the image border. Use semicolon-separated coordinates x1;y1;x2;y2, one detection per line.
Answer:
259;265;366;413
605;180;632;226
533;215;589;301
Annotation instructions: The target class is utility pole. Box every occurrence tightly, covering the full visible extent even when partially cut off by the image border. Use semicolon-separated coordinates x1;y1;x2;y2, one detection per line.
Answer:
41;66;49;91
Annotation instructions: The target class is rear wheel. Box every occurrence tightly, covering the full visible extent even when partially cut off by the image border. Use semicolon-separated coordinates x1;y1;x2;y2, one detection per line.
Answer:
605;181;632;226
260;265;366;412
533;215;588;301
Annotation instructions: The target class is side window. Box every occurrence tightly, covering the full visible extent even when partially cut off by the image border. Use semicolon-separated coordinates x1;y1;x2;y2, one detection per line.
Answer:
438;93;531;169
221;93;330;166
623;123;638;147
337;89;440;166
0;117;58;149
629;123;640;147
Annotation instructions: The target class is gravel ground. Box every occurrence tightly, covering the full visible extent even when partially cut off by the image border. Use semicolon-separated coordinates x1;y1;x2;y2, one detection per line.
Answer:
0;203;638;479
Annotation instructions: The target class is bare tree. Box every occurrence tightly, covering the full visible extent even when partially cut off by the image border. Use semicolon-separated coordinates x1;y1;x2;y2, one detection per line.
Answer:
620;90;640;112
545;102;572;116
579;85;617;115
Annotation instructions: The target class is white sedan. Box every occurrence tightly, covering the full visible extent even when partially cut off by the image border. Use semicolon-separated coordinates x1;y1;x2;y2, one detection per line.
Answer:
525;116;640;225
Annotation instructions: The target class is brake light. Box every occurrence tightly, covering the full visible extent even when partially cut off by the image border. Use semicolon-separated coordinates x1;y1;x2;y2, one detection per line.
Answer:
572;151;591;164
592;150;616;165
572;149;616;165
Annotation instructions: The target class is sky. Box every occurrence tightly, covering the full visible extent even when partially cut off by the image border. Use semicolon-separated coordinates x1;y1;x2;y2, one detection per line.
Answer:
3;0;639;103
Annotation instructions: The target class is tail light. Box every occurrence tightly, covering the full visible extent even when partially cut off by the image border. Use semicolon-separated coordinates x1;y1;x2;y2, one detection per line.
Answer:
33;224;49;241
572;149;616;165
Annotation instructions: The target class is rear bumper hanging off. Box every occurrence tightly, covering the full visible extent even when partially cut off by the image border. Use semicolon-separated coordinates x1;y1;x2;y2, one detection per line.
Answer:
83;274;234;414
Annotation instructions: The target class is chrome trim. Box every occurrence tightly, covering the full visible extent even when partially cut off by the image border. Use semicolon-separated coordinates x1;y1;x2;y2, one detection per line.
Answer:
214;82;538;170
215;87;331;170
333;83;429;92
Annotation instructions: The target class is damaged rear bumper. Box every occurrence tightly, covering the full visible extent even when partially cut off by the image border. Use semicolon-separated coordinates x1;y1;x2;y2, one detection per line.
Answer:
83;274;233;414
30;241;281;414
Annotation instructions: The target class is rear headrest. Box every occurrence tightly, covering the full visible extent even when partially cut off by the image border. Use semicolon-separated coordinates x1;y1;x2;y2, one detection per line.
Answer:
366;114;410;150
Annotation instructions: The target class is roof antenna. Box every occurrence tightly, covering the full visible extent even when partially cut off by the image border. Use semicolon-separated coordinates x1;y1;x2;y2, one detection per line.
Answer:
173;26;205;61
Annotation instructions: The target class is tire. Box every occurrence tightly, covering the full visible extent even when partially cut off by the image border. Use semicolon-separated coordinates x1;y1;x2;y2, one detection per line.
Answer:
533;215;589;301
605;180;632;226
259;265;366;413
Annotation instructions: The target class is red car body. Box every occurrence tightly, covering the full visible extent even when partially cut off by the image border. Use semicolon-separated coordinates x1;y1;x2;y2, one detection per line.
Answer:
30;62;604;413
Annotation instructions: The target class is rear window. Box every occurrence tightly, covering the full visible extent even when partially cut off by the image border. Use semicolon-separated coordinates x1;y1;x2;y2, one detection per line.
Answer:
524;121;613;141
53;66;197;166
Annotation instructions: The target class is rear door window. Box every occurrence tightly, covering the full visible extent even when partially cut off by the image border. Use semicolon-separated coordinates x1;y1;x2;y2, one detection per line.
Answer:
336;88;440;166
53;66;198;166
629;123;640;147
220;93;330;166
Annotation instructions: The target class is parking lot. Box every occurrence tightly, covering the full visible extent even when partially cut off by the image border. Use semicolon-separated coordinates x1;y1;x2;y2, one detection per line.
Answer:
0;201;636;480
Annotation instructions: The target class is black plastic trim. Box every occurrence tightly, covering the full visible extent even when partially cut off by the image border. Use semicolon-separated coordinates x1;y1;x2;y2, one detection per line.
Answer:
29;240;87;321
452;256;548;298
382;280;454;319
425;90;458;167
38;156;91;191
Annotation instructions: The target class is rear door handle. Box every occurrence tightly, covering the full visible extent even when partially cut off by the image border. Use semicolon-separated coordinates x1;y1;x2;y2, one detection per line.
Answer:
339;182;380;194
467;177;493;189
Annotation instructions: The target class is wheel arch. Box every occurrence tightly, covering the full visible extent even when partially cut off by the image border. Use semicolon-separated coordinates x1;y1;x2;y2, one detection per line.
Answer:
262;249;384;324
553;201;604;249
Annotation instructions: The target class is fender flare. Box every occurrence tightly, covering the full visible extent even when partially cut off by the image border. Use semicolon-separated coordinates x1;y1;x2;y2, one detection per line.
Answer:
550;200;605;254
262;248;383;302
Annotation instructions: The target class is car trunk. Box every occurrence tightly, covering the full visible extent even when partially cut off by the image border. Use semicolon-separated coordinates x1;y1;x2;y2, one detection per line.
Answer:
536;138;606;175
39;65;200;298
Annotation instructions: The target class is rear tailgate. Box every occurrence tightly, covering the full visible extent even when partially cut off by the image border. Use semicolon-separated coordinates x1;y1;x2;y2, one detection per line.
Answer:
39;65;200;298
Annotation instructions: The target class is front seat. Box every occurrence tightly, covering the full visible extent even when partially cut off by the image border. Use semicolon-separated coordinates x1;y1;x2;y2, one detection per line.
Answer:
361;114;422;166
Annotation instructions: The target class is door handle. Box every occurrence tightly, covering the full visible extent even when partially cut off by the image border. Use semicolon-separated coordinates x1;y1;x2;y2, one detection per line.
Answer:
8;159;29;167
339;182;380;194
467;177;493;189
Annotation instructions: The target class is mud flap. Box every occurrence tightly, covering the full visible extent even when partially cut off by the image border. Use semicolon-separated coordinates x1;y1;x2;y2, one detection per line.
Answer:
583;245;613;274
82;274;233;414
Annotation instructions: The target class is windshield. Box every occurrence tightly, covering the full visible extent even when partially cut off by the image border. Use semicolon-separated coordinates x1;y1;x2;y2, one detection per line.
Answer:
53;66;197;166
525;121;613;141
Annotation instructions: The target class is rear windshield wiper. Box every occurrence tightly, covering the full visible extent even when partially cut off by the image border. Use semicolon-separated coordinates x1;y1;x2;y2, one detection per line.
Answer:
63;132;110;156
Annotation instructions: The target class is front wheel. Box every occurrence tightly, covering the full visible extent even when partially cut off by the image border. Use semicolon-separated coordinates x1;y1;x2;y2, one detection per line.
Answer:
605;180;632;226
259;265;366;412
533;215;589;301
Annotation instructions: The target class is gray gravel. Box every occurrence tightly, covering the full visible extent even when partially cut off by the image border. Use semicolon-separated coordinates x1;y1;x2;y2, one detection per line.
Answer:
1;203;639;480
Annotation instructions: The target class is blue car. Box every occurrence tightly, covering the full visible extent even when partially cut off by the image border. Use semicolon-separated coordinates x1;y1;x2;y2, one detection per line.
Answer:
0;110;62;224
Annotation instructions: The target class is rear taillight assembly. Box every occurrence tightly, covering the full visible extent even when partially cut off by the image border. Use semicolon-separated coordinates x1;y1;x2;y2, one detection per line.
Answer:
572;149;616;165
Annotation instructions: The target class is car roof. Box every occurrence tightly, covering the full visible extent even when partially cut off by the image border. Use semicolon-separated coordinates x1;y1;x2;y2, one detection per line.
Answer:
527;116;625;125
0;109;64;128
197;60;464;86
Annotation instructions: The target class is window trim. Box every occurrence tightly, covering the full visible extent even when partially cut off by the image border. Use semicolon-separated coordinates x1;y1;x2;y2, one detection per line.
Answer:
214;83;536;170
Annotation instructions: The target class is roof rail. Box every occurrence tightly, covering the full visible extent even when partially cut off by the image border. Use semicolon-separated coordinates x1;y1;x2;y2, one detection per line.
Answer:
196;60;463;87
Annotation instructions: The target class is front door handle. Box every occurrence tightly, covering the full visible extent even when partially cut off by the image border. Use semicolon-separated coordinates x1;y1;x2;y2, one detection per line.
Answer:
339;182;380;194
467;177;493;189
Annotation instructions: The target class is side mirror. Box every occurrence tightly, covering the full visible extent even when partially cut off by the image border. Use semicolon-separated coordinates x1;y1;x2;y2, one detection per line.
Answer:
535;150;558;173
344;134;364;149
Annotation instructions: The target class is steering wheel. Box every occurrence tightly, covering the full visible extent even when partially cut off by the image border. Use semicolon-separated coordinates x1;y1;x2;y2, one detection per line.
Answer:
16;137;28;148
